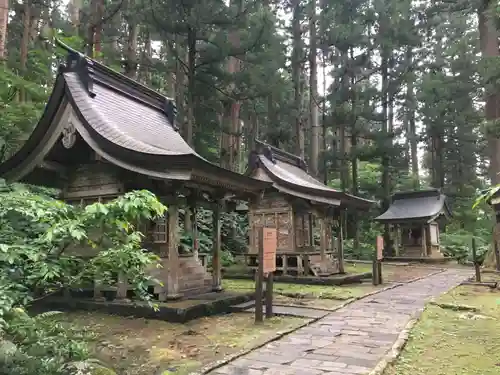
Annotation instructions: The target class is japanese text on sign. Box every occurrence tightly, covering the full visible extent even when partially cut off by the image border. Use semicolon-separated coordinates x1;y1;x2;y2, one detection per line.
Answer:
262;227;277;273
376;235;384;260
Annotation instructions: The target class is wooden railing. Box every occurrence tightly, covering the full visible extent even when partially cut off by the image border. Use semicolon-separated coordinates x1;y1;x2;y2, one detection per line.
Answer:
243;251;337;276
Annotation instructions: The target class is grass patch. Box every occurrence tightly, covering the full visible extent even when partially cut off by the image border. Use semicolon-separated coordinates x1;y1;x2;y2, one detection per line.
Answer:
56;311;307;375
222;278;381;301
384;284;500;375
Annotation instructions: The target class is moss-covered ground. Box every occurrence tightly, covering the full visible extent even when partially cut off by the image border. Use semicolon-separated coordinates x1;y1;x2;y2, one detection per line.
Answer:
384;272;500;375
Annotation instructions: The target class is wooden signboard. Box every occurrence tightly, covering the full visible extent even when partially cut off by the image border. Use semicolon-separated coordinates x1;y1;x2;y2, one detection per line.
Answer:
262;227;277;274
255;227;277;323
376;235;384;260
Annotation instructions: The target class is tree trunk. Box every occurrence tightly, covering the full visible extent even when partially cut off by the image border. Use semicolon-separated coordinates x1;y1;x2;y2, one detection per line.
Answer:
292;0;304;158
350;49;359;256
87;0;103;58
124;0;138;79
69;0;81;32
186;26;196;148
405;47;419;189
220;0;243;171
309;0;319;177
0;0;8;60
19;0;31;102
141;28;152;85
175;38;186;134
339;51;349;192
380;20;391;256
479;0;500;184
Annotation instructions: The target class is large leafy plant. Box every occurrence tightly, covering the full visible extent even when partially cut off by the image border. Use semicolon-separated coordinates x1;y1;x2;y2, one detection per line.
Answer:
0;183;167;375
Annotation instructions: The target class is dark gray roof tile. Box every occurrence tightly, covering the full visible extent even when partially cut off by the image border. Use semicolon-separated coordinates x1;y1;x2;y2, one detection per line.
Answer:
375;189;450;222
64;73;195;156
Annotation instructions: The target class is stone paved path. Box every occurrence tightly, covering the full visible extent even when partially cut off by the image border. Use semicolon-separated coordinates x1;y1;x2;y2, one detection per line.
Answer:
207;269;472;375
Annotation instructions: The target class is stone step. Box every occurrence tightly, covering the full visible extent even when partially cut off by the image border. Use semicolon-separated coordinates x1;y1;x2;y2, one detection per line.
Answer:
230;300;257;312
245;305;329;319
181;285;212;297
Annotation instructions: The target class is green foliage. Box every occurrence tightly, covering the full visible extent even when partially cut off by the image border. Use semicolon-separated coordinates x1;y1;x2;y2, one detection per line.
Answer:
0;187;166;375
440;229;490;264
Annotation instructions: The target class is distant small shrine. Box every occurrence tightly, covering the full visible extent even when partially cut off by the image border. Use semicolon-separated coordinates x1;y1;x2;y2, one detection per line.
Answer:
244;140;374;276
375;189;451;258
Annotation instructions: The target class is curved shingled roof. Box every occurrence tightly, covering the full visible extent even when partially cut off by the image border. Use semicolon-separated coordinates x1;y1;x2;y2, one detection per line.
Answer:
248;140;374;209
375;189;451;223
0;40;270;195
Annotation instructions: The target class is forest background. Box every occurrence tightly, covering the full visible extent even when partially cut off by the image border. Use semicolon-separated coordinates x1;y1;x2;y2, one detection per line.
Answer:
1;0;500;264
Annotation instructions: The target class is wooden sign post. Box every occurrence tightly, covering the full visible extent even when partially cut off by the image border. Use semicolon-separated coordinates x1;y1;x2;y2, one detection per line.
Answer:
471;237;481;282
373;236;384;285
255;227;277;323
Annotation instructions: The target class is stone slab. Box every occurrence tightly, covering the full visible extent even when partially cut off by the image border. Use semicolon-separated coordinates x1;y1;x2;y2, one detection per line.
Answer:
204;269;472;375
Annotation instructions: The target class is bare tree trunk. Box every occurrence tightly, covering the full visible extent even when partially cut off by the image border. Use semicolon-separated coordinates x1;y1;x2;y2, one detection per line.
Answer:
339;51;349;192
380;11;391;256
124;0;138;79
69;0;81;32
405;47;419;189
309;0;319;176
292;0;304;158
186;26;196;148
479;0;500;184
174;37;186;138
248;109;259;153
349;48;359;255
0;0;8;60
87;0;103;58
220;0;243;171
141;28;152;85
19;0;31;102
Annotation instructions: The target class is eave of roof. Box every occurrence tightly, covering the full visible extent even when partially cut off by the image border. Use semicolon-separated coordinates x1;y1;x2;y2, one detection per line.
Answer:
374;190;451;223
249;140;374;210
0;43;272;194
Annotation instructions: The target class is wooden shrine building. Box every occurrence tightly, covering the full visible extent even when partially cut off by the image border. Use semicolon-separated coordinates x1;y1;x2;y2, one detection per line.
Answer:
0;41;271;301
374;189;451;259
244;140;374;276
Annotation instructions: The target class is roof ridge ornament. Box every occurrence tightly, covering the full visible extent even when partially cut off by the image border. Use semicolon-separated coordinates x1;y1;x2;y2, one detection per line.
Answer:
62;111;77;149
55;38;96;98
263;146;276;164
164;99;179;131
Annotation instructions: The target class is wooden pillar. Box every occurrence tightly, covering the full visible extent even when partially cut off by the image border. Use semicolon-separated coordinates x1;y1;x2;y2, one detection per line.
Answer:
116;272;128;300
394;225;401;256
421;224;427;257
337;210;345;273
190;205;198;260
308;213;314;247
166;203;181;300
290;208;296;251
319;216;327;262
93;278;102;301
425;224;432;256
212;201;223;292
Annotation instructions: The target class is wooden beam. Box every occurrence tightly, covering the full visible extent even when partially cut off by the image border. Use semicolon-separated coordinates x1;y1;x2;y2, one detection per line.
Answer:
40;160;68;176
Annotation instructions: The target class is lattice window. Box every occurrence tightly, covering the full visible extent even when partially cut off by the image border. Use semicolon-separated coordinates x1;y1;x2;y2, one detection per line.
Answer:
152;215;167;244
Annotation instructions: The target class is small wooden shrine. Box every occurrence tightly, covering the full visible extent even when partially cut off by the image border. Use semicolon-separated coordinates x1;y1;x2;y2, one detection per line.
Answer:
244;140;374;276
0;40;271;301
374;189;451;258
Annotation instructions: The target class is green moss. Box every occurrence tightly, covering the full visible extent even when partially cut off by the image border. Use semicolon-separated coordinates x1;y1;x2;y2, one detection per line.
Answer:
384;284;500;375
221;279;373;300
